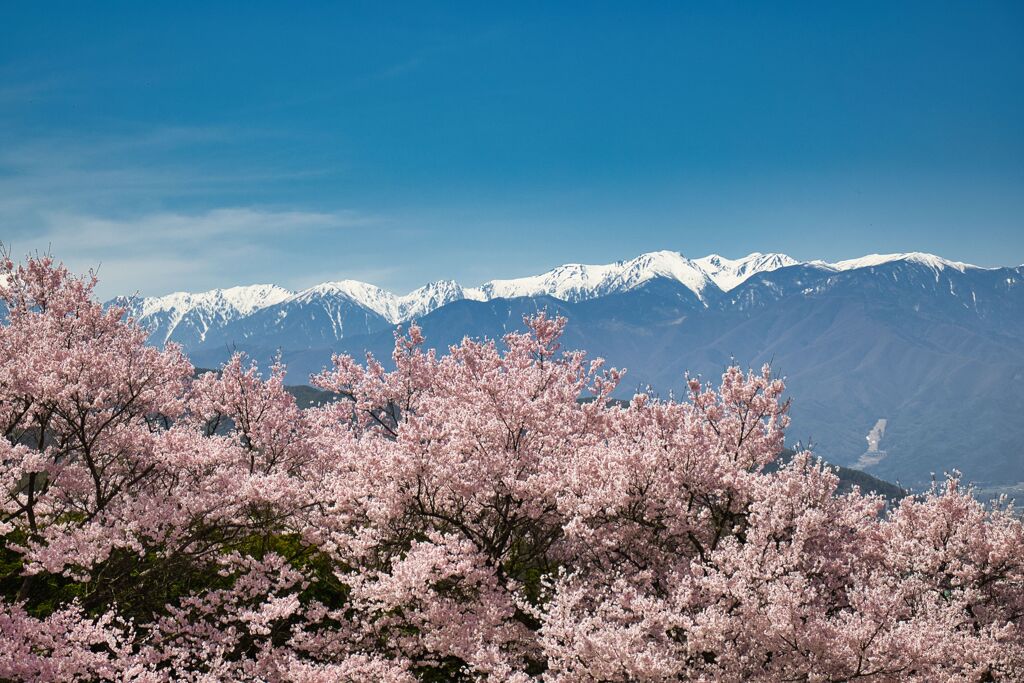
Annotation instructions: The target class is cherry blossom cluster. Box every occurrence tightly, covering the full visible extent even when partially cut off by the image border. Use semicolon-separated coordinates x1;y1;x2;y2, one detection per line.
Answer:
1;255;1021;681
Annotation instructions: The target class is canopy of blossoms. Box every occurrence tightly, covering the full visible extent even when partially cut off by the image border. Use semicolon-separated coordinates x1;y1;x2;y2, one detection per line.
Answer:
1;255;1021;681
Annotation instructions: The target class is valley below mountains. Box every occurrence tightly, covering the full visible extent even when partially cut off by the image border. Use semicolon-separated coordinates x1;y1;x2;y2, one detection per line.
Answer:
115;251;1024;490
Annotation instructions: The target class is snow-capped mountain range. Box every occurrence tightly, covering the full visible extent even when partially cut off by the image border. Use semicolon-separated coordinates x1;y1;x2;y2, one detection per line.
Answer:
110;284;292;350
118;250;985;346
110;249;1024;489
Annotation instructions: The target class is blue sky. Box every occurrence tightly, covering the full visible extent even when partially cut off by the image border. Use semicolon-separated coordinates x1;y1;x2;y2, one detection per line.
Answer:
1;1;1022;297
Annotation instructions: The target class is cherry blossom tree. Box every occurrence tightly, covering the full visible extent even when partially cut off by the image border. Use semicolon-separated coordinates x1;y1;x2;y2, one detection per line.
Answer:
1;254;1021;681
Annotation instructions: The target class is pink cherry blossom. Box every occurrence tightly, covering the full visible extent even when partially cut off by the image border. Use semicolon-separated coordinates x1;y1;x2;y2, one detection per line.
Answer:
1;254;1021;681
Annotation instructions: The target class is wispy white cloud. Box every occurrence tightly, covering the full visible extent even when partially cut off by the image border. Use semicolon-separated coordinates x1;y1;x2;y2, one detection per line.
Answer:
0;121;379;297
0;124;318;203
41;207;373;248
3;207;381;298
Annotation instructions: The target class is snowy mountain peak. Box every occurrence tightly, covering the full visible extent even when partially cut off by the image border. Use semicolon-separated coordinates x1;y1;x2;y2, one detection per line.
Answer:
473;250;721;303
290;279;471;324
829;252;975;273
694;252;799;291
472;250;797;302
139;283;290;312
299;280;386;299
209;284;293;315
477;260;623;302
117;284;293;346
395;280;468;322
293;280;403;323
615;251;712;298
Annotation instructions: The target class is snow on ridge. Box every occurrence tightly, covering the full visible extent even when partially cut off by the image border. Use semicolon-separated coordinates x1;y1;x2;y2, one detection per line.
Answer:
277;252;720;317
828;252;980;273
477;260;624;302
693;252;799;291
395;280;467;321
469;250;992;301
475;251;706;302
475;250;796;301
122;250;995;339
295;280;398;320
213;284;294;315
134;284;292;319
293;278;469;324
119;250;801;331
615;251;712;299
120;284;293;345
